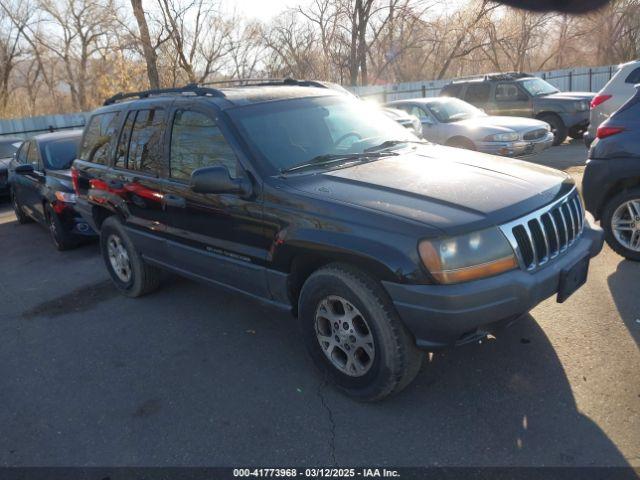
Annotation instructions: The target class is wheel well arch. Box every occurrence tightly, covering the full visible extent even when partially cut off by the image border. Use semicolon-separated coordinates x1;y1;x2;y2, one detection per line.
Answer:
91;204;122;230
535;111;562;123
285;253;396;316
597;177;640;219
445;136;475;149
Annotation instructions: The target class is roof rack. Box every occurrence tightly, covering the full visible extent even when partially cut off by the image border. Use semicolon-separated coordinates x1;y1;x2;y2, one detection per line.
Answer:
199;77;331;89
103;83;225;106
451;72;533;83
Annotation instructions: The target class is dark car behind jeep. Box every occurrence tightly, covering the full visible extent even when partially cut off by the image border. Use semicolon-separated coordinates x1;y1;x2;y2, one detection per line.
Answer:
583;84;640;261
72;80;603;401
441;72;594;146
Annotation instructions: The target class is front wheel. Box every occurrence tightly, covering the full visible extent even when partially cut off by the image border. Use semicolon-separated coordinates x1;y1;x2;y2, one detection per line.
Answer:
538;113;567;146
601;188;640;261
299;263;424;401
46;204;77;251
100;216;161;297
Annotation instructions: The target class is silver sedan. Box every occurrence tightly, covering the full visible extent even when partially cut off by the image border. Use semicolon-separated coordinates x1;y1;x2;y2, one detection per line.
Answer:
386;97;554;157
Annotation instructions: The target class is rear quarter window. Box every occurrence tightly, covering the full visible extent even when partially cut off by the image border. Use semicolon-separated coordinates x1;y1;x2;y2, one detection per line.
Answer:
624;67;640;84
79;112;121;165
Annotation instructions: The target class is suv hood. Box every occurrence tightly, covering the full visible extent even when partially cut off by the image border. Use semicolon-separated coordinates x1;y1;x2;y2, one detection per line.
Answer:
286;145;571;235
454;115;547;132
541;91;594;101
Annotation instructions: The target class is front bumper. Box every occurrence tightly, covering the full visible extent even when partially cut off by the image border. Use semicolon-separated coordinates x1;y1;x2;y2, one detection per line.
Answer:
382;222;604;350
476;132;554;157
559;111;590;131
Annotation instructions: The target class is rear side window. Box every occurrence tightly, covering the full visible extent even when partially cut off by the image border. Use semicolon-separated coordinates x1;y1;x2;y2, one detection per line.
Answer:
79;112;121;165
624;67;640;84
169;110;238;181
464;84;491;104
127;109;166;174
115;111;136;169
441;83;462;98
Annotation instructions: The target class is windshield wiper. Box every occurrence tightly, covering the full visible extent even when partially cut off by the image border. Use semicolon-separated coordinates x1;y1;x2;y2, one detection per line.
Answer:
364;139;427;153
280;152;399;174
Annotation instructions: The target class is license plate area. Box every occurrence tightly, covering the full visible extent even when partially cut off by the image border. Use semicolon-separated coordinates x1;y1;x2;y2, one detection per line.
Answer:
557;255;590;303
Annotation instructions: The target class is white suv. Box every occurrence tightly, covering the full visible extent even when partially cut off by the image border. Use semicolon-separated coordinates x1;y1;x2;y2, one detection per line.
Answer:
586;60;640;147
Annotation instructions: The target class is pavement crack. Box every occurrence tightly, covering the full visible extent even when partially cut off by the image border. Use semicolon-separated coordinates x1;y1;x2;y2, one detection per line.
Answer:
316;378;337;466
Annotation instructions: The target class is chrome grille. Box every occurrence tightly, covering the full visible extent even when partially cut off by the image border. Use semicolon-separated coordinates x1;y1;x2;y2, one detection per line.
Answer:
499;189;584;271
523;128;548;141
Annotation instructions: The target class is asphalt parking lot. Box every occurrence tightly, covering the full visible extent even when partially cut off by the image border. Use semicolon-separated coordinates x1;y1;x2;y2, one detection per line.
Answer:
0;140;638;467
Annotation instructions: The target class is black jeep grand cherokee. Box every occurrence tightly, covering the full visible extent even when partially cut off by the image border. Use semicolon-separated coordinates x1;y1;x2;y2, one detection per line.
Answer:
72;80;603;401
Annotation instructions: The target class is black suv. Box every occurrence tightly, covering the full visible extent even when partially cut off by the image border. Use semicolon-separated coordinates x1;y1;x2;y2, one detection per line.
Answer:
441;73;594;146
583;85;640;261
72;81;603;400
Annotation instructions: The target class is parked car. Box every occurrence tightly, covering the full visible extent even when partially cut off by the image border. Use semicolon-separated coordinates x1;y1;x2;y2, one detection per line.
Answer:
0;137;23;196
583;85;640;261
381;107;422;137
441;72;594;146
9;130;95;250
72;81;603;401
386;97;553;156
585;60;640;148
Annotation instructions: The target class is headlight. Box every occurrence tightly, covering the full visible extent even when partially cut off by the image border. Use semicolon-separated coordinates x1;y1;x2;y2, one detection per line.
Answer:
484;132;519;142
576;100;589;111
418;228;518;284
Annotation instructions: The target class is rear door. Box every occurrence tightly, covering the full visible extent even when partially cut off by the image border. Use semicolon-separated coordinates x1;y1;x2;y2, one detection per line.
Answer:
161;102;270;298
105;106;169;261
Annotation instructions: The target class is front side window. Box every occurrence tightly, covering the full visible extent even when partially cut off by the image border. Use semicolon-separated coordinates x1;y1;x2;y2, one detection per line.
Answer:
170;110;238;181
16;143;29;164
228;95;416;173
127;109;166;174
495;83;521;101
464;84;491;104
79;112;121;165
42;138;80;170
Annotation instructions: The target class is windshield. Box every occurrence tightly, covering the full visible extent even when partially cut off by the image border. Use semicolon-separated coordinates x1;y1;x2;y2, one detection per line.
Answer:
227;95;418;173
43;138;80;170
424;98;485;123
520;78;559;96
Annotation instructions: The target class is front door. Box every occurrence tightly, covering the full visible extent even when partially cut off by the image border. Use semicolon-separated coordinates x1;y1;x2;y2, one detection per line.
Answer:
20;141;46;222
490;83;532;117
161;104;270;298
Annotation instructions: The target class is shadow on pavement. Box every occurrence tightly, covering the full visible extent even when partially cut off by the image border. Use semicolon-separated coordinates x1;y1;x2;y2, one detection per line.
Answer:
607;259;640;347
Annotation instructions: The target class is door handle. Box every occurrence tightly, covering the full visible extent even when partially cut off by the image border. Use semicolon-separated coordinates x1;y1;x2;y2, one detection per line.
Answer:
163;194;186;208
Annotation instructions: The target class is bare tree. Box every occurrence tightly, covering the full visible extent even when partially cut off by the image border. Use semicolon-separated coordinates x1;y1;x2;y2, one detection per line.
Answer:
130;0;159;88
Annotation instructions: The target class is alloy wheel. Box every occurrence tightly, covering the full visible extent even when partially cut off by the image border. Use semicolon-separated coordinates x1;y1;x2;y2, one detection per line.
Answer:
315;295;375;377
107;234;132;283
611;198;640;252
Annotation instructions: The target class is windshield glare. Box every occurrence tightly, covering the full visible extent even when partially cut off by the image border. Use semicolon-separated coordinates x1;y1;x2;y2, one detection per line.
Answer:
43;138;80;170
426;98;485;123
520;78;559;96
228;95;418;173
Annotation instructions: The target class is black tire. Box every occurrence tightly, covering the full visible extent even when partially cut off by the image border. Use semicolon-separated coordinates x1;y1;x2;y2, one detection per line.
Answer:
11;190;31;224
299;263;424;401
601;188;640;261
100;215;161;297
568;127;585;140
446;137;476;151
538;113;567;146
45;204;77;251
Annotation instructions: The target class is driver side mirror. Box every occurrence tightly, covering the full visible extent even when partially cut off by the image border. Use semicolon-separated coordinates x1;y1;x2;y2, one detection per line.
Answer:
190;166;252;196
14;164;34;175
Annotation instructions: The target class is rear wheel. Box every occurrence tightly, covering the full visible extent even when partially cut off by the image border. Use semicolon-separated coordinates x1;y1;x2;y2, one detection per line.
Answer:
601;188;640;261
299;263;424;401
100;216;161;297
11;191;31;224
45;204;76;251
538;113;567;146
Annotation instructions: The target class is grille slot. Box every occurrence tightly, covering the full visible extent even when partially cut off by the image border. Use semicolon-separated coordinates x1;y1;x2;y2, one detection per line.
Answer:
501;190;585;271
